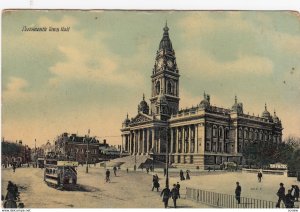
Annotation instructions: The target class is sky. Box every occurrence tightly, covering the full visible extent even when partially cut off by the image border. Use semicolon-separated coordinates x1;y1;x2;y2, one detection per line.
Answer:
2;10;300;148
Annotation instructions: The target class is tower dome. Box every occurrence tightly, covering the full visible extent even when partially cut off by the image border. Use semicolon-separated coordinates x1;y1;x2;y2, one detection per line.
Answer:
231;96;243;114
273;110;280;123
122;113;130;127
262;103;272;121
199;92;210;109
138;94;149;114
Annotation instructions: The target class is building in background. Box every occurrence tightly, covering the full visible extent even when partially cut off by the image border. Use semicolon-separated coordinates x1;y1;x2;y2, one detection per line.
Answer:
54;132;101;163
121;24;283;169
2;139;31;166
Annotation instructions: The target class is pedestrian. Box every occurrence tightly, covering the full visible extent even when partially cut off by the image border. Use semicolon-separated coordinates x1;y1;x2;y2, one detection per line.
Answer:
105;169;111;183
126;167;129;173
186;170;190;180
134;164;136;171
160;186;171;208
164;168;167;176
276;183;285;207
113;166;117;177
1;195;4;208
285;189;295;208
257;171;263;183
152;175;160;192
235;182;241;204
179;170;185;181
208;166;211;172
176;182;181;199
12;163;16;173
146;167;149;174
292;185;299;202
171;184;179;208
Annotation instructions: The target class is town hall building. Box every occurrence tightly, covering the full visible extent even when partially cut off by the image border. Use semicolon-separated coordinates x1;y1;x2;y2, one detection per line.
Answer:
120;23;283;168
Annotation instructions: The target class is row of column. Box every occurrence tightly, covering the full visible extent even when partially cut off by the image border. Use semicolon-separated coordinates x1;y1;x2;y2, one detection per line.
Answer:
170;124;199;154
122;128;160;154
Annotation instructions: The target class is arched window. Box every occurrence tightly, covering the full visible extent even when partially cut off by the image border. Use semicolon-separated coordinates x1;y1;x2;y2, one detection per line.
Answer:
225;128;229;139
167;80;174;95
238;128;242;138
249;129;253;140
155;81;160;95
213;125;217;137
244;129;248;139
219;127;224;138
259;131;263;140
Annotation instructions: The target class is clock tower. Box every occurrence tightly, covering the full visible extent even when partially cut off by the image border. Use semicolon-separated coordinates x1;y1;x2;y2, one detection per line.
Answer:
150;22;180;119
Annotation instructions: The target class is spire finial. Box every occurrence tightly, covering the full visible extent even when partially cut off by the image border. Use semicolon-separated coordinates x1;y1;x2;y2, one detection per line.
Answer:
143;93;145;100
163;20;169;32
235;95;237;104
274;109;276;116
265;103;267;110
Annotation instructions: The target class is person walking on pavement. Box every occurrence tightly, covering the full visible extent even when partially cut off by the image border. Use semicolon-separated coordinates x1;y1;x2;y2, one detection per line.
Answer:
285;189;295;208
160;186;171;208
235;182;241;204
146;167;149;174
257;171;263;183
276;183;285;207
176;182;181;199
105;169;111;183
113;166;117;177
12;163;16;173
171;184;180;208
292;185;299;202
179;170;185;181
186;170;190;180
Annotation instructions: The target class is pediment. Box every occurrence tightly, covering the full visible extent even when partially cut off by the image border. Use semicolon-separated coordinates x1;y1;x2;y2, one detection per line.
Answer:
130;113;153;125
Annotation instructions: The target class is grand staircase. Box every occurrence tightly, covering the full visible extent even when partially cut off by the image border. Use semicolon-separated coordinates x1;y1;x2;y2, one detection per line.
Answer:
105;155;167;169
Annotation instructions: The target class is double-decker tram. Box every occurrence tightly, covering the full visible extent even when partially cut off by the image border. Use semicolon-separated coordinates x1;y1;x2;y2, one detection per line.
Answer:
44;152;78;189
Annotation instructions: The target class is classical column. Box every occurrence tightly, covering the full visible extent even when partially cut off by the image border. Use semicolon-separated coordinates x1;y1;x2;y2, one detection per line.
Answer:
121;135;124;153
151;128;155;152
195;124;198;153
170;128;174;153
176;127;179;153
188;125;191;153
137;130;140;154
146;128;150;154
141;129;145;154
183;127;186;153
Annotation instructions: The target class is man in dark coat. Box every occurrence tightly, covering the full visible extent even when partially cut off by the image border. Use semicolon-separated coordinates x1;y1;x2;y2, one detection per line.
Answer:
257;171;263;182
179;170;185;181
176;182;181;199
276;183;285;207
105;169;111;183
235;182;241;204
171;184;180;208
285;189;295;208
113;166;117;177
160;186;171;208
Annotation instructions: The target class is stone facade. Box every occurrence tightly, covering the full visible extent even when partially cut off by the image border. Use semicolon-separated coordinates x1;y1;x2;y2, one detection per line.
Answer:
120;24;283;168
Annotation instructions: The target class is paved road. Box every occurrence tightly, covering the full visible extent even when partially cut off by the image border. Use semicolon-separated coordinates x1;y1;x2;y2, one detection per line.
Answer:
1;165;209;208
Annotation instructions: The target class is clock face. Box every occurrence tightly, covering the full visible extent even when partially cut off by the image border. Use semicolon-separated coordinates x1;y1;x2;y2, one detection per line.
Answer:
167;60;173;68
157;58;164;69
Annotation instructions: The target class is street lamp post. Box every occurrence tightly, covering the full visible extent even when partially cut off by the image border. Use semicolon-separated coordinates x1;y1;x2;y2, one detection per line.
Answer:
165;127;169;188
86;129;90;173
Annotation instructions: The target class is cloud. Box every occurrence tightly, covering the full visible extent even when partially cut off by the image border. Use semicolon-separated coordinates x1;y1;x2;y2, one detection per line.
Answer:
3;77;32;102
180;50;273;78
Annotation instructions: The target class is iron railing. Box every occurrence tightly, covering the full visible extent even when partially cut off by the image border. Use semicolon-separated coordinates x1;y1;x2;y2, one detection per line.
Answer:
186;187;299;208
